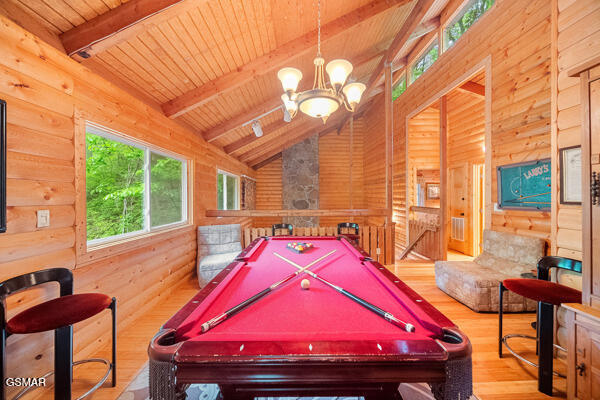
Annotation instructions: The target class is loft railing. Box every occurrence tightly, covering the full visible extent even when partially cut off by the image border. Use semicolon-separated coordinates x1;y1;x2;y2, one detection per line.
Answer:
406;206;441;260
242;224;395;265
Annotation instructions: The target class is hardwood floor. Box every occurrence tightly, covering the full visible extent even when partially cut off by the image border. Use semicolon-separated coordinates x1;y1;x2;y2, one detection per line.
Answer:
39;262;566;399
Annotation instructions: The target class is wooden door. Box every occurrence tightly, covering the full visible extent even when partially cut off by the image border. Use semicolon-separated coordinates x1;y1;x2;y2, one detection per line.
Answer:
448;165;468;254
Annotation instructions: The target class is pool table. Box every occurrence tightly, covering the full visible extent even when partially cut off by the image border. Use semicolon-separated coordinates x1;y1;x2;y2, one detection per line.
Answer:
148;236;472;400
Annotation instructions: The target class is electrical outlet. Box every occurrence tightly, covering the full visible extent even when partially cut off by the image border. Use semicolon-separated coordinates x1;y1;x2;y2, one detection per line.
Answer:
376;248;381;255
37;210;50;228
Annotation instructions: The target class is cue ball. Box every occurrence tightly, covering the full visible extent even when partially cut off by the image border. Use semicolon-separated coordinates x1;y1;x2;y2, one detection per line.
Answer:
301;279;310;290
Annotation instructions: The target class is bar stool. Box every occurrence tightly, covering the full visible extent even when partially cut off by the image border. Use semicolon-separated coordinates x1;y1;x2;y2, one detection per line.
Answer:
272;223;293;236
337;222;360;243
0;268;116;400
498;256;582;395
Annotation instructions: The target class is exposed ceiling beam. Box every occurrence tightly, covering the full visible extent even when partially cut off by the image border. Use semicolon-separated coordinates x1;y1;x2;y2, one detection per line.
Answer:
337;0;436;131
236;80;381;161
203;46;387;143
409;16;440;42
161;0;412;119
203;97;283;143
60;0;207;58
253;153;283;170
224;117;290;154
247;99;373;168
457;81;485;97
248;119;339;168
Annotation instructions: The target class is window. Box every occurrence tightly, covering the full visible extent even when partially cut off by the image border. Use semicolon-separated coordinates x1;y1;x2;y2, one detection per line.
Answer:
85;124;187;245
392;76;406;101
217;170;239;210
411;41;439;82
444;0;494;50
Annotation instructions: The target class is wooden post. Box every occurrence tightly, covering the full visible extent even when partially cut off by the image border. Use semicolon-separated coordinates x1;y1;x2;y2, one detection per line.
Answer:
384;62;393;226
439;95;448;261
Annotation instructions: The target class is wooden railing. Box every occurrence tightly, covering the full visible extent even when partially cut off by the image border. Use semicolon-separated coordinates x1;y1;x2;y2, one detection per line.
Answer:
207;209;389;217
243;224;395;264
407;206;441;260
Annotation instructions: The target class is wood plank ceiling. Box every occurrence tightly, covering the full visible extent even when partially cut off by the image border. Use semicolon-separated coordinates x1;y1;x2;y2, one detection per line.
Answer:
5;0;447;168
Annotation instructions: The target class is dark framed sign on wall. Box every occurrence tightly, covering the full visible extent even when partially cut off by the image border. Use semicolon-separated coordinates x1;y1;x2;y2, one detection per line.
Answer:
0;99;5;233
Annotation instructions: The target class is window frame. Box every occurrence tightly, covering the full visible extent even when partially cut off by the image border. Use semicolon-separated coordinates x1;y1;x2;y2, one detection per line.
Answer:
442;0;496;52
410;37;440;84
217;169;240;211
392;72;407;101
85;122;189;248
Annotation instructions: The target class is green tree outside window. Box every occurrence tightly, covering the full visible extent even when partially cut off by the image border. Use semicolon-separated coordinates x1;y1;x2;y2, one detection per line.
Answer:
86;129;186;243
412;42;439;82
444;0;494;50
392;77;406;101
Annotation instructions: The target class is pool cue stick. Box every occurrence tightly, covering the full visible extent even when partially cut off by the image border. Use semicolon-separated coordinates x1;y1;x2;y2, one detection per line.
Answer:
200;249;337;333
273;253;415;333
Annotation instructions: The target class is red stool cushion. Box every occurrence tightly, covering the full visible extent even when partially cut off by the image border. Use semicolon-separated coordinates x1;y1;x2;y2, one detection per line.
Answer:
7;293;112;334
503;279;582;305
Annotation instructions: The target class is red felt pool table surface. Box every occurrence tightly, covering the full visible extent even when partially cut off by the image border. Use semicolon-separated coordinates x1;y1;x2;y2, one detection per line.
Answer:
176;236;445;342
149;236;471;399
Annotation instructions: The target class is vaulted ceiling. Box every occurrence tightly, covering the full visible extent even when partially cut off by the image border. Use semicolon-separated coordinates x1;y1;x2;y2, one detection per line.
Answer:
4;0;450;168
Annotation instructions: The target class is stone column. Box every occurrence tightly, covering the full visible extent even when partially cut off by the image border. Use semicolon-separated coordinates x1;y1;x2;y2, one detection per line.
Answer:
282;135;319;227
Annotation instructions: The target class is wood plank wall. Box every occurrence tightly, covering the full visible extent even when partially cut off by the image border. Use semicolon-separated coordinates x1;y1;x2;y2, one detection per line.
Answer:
447;89;485;256
254;157;283;227
319;117;366;226
552;0;600;260
364;0;553;250
253;117;366;228
407;107;440;210
363;97;388;228
0;15;254;392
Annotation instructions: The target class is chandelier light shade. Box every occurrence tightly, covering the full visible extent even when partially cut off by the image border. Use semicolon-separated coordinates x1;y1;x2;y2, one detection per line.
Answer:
276;0;365;123
325;59;353;88
342;82;366;109
277;68;303;93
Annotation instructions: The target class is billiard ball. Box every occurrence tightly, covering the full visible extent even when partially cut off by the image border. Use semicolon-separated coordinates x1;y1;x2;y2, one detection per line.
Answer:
301;279;310;290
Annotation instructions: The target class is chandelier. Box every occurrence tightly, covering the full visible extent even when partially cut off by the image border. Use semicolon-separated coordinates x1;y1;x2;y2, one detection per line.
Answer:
277;0;366;123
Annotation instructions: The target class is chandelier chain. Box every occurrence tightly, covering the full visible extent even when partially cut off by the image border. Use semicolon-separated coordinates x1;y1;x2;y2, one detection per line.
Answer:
317;0;321;56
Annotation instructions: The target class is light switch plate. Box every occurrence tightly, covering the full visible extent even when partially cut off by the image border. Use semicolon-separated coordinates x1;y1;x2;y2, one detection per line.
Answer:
37;210;50;228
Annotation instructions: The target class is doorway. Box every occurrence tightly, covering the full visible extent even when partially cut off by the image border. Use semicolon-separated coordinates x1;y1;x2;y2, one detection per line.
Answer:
444;70;486;258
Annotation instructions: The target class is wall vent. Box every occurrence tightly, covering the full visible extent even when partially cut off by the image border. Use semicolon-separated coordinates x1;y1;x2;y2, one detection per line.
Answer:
451;217;465;241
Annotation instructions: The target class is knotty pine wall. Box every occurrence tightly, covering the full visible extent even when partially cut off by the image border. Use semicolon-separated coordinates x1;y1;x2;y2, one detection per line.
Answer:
319;117;366;226
407;107;440;210
364;0;553;251
255;157;283;227
253;117;366;228
363;97;388;227
0;15;254;391
552;0;600;261
447;89;485;256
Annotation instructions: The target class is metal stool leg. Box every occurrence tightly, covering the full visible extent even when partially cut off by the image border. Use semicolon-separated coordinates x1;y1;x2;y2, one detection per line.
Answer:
1;326;6;400
538;301;554;396
54;325;73;400
110;297;117;386
499;282;505;358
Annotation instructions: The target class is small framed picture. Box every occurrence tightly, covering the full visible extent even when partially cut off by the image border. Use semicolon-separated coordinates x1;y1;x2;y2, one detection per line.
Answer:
426;183;440;200
560;146;582;205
